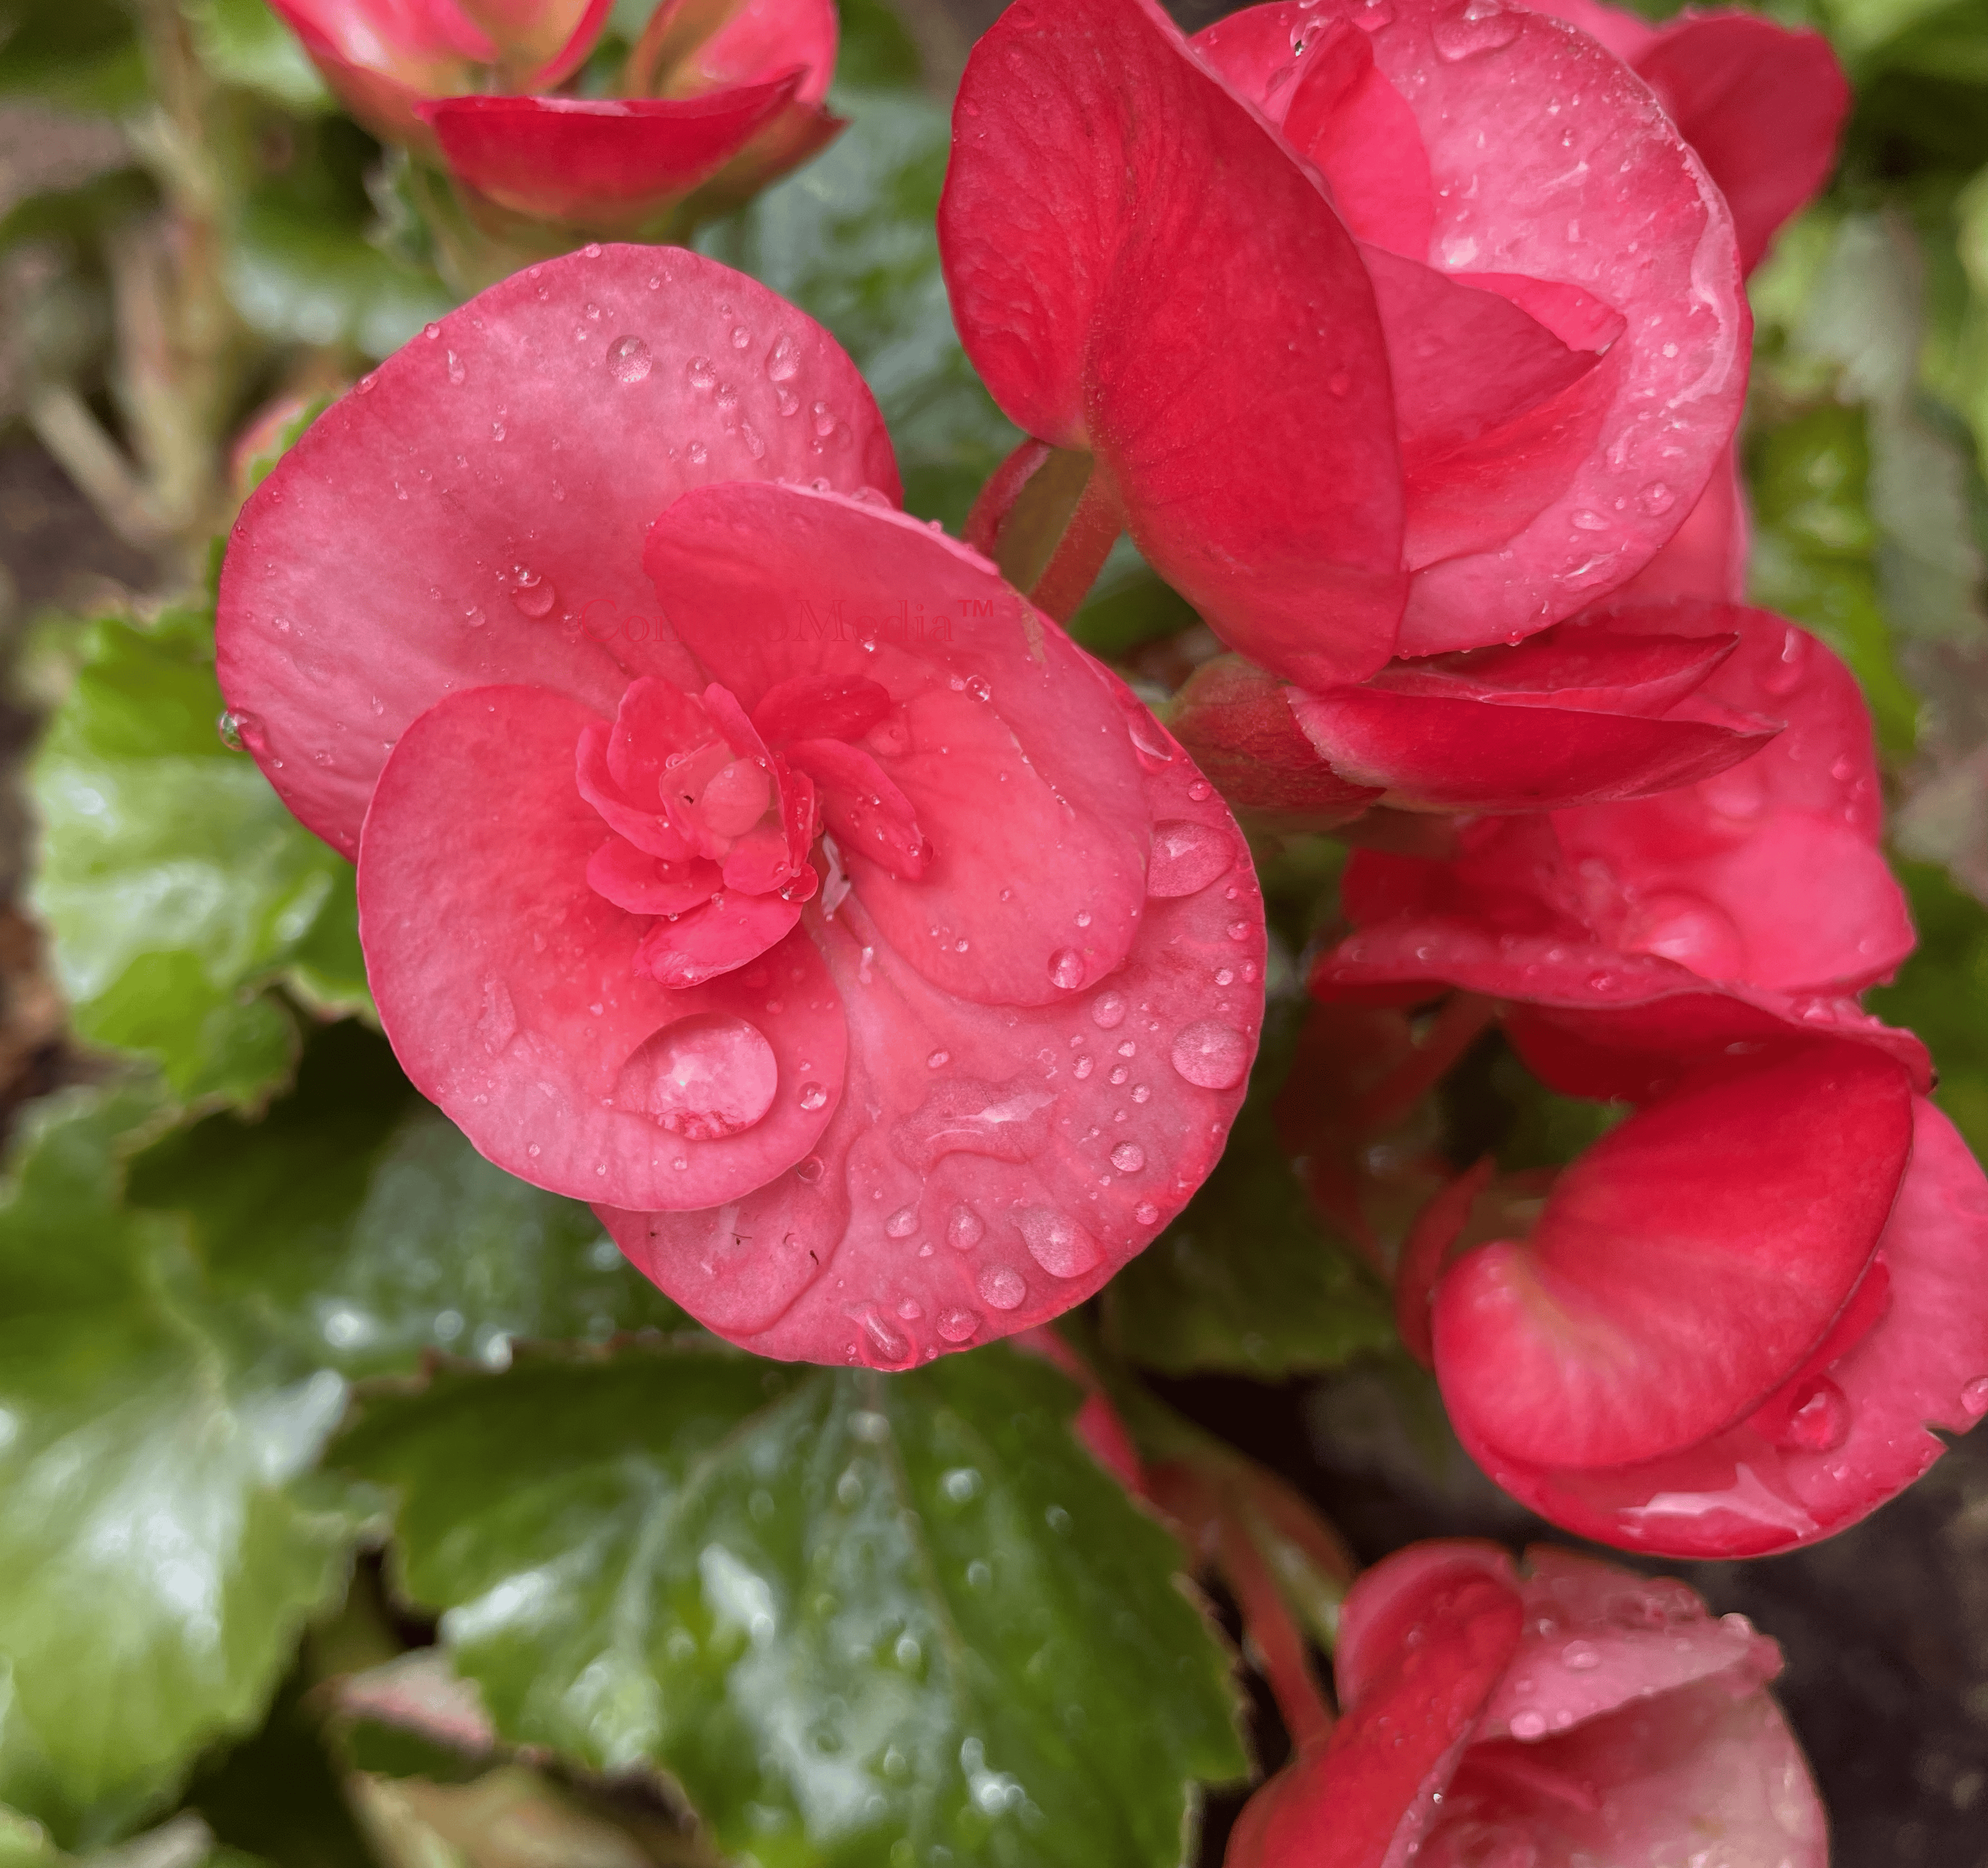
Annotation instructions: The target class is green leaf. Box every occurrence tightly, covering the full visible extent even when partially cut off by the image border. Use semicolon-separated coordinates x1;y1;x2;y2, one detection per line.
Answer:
340;1343;1246;1867
128;1023;688;1381
0;0;146;111
1868;859;1988;1158
28;607;368;1111
697;86;1021;533
229;195;453;361
183;0;330;111
0;1088;365;1847
1103;1011;1396;1379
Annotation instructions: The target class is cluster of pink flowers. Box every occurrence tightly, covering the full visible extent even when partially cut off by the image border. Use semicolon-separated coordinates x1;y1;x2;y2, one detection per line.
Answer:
230;0;1988;1851
272;0;842;232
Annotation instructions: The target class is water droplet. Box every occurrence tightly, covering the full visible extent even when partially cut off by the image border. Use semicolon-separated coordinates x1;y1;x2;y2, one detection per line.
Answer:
607;334;652;384
858;1308;909;1365
1561;1639;1600;1671
1015;1208;1101;1279
1638;481;1675;515
582;242;602;258
1962;1375;1988;1419
1187;780;1212;802
927;1049;950;1069
1762;626;1811;696
886;1206;919;1239
688;441;708;466
795;1154;826;1184
614;1014;778;1139
1775;1376;1852;1452
1134;1201;1160;1225
1110;1142;1145;1173
1571;508;1608;531
1091;990;1128;1029
937;1307;981;1343
1171;1020;1251;1090
1147;820;1235;898
688;356;716;389
508;568;556;620
977;1263;1027;1310
812;400;837;437
447;350;466;385
731;325;751;349
1509;1709;1548;1740
1049;947;1086;990
799;1082;828;1111
216;709;256;751
768;333;802;381
463;604;486;628
477;977;517;1054
947;1206;984;1251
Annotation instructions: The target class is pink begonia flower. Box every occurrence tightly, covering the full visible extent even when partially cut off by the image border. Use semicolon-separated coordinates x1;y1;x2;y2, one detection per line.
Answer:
1227;1541;1826;1867
1401;1043;1988;1558
216;247;1264;1366
939;0;1748;688
1312;605;1915;1033
268;0;841;232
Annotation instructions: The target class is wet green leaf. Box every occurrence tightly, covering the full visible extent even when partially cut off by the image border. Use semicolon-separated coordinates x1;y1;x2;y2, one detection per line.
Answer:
129;1023;688;1381
28;608;367;1112
340;1342;1246;1868
697;86;1020;532
0;1088;365;1848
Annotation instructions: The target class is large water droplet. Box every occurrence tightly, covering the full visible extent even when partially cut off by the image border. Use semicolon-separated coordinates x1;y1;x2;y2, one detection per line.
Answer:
1134;1201;1160;1225
947;1206;984;1251
1049;947;1086;990
1090;990;1128;1030
1147;820;1235;898
508;568;556;620
607;335;652;384
1774;1376;1852;1452
976;1263;1026;1310
1109;1142;1145;1174
1509;1708;1548;1740
937;1307;981;1344
886;1206;919;1239
1015;1208;1102;1279
767;333;802;381
1560;1639;1600;1671
614;1014;777;1139
216;709;259;751
1761;626;1811;696
1433;0;1521;59
1171;1021;1251;1090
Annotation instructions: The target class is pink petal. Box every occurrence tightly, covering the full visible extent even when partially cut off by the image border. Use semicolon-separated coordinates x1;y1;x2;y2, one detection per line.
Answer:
1227;1547;1523;1868
634;886;803;987
782;737;928;880
1432;1041;1915;1470
750;673;893;745
1634;14;1850;275
1310;0;1748;654
642;484;1160;1009
939;0;1407;688
271;0;493;78
1613;449;1750;603
217;245;897;857
632;0;838;107
357;684;844;1210
423;85;802;226
585;835;721;914
1468;1097;1988;1558
1524;0;1654;62
451;0;609;85
1427;1680;1825;1868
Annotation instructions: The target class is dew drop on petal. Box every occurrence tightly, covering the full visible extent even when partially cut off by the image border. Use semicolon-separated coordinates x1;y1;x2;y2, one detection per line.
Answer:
615;1014;776;1140
1090;990;1128;1030
767;333;802;381
1049;947;1086;990
799;1082;828;1112
1015;1208;1102;1279
606;335;652;384
947;1206;984;1252
1110;1142;1145;1174
1171;1021;1251;1090
447;350;466;385
508;568;556;620
1147;820;1235;898
886;1206;919;1239
1962;1376;1988;1419
1509;1709;1548;1740
937;1307;981;1343
1134;1201;1160;1226
977;1263;1026;1310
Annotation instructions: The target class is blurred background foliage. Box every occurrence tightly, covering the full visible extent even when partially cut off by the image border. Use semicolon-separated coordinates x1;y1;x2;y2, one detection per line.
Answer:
0;0;1985;1863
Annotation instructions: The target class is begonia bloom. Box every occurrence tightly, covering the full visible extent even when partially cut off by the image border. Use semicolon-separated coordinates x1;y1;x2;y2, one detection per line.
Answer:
939;0;1748;684
1227;1541;1826;1866
217;247;1265;1366
269;0;840;233
1398;1042;1988;1558
1313;604;1914;1021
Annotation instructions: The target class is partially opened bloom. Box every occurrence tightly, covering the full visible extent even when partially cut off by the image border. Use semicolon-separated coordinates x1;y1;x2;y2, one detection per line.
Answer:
1313;604;1915;1062
217;247;1264;1366
939;0;1748;686
270;0;841;235
1398;1038;1988;1557
1227;1541;1827;1866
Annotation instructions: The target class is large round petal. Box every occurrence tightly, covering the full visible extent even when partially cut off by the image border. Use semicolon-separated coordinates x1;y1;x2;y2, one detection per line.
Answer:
217;245;898;857
602;691;1266;1364
1467;1097;1988;1557
643;484;1164;1008
1265;0;1748;654
629;0;837;106
939;0;1407;688
358;684;845;1211
1432;1042;1915;1472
